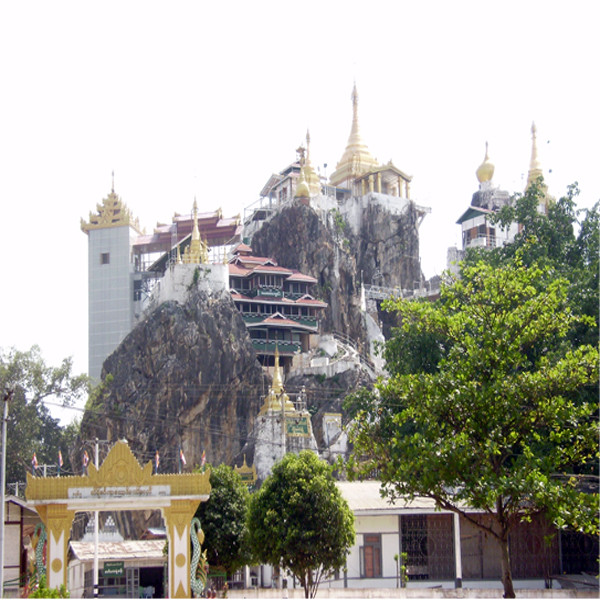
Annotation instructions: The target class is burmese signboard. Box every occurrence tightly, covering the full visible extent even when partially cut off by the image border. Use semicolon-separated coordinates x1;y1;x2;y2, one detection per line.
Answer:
68;485;171;500
103;561;124;577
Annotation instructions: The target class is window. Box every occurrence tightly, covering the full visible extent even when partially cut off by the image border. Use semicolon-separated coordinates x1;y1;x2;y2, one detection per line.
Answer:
360;534;382;578
100;252;110;265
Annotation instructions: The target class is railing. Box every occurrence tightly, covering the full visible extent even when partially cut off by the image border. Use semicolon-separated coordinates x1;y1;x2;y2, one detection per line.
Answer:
464;234;496;249
332;330;376;375
251;339;302;354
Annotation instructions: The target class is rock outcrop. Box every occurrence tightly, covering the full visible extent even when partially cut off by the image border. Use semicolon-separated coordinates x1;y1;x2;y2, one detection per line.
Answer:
250;198;423;353
80;288;268;473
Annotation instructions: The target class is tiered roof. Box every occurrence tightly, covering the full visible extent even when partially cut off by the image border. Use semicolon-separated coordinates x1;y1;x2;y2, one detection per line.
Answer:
133;209;241;254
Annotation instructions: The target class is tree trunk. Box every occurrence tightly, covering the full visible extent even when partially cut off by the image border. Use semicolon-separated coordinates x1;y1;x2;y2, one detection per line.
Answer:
499;534;515;598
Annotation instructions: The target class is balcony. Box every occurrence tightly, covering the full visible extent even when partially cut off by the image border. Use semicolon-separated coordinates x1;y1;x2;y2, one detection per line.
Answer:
251;339;302;355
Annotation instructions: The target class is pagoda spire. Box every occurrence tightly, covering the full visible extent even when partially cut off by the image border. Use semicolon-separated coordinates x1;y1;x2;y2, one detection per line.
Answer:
329;82;379;188
302;129;321;196
526;122;543;189
271;346;284;394
183;199;209;263
525;122;553;212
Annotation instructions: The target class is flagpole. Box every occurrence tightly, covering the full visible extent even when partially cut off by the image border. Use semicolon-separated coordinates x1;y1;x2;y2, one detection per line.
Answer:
94;438;99;599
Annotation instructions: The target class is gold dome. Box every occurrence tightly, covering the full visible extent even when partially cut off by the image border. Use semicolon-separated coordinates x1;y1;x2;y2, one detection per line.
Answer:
294;169;311;198
476;142;495;183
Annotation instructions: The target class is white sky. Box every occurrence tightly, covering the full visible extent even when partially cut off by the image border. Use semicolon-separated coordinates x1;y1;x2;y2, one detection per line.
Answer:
1;1;598;414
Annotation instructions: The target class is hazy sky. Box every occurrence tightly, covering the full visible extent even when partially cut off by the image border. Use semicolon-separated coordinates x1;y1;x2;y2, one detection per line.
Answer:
1;1;598;421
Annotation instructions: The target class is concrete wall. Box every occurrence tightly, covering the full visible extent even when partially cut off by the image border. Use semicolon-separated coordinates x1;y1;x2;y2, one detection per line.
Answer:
153;263;229;306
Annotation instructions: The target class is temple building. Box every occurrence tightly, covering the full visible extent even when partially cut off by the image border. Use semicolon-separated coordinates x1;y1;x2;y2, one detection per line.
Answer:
449;123;553;270
228;244;327;369
455;142;515;252
81;190;241;380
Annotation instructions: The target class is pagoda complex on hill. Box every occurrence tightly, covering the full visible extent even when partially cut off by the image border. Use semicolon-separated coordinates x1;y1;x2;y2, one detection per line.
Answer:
81;83;430;380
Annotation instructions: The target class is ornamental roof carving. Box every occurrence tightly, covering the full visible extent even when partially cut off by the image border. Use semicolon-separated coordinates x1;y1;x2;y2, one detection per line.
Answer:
81;190;142;234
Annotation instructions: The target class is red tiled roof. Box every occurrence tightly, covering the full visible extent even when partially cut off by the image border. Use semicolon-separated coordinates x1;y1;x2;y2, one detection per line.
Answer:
229;264;251;276
297;298;327;307
287;272;317;283
251;265;293;275
233;242;253;253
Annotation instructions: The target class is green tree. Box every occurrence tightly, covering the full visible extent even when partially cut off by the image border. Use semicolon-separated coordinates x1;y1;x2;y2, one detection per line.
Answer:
0;346;89;484
346;254;598;598
247;451;354;598
193;464;251;579
466;182;599;347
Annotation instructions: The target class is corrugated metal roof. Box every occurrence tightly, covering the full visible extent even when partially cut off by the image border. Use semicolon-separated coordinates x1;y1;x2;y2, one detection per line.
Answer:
337;481;476;514
337;481;443;514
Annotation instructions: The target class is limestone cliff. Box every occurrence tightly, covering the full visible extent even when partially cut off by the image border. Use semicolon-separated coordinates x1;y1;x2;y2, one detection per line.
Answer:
80;288;268;474
250;197;423;352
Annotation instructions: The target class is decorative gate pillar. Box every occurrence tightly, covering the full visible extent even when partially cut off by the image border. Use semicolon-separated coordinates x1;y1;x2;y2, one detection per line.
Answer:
163;499;200;598
26;441;210;598
35;504;76;589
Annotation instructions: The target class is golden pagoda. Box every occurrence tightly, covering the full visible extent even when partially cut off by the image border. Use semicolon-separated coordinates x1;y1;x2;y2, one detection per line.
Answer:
525;122;553;212
182;199;210;264
329;83;380;188
258;347;296;415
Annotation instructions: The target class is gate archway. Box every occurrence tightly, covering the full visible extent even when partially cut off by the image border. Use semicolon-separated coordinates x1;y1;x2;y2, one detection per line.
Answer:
26;440;211;598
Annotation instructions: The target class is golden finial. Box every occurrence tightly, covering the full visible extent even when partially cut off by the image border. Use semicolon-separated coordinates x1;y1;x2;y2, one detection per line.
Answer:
111;170;115;193
272;346;283;394
476;141;495;183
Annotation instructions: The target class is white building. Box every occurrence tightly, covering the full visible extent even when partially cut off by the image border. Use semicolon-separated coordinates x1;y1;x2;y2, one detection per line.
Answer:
68;540;166;598
316;481;597;592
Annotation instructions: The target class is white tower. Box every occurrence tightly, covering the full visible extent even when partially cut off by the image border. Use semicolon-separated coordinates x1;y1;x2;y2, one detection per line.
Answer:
81;185;141;381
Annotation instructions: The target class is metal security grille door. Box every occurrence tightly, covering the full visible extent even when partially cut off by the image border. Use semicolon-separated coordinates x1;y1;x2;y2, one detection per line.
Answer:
401;515;455;580
126;567;139;598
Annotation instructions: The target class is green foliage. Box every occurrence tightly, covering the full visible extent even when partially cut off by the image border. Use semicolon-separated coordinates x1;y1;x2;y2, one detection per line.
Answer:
346;252;598;597
0;346;89;483
330;208;348;237
247;451;354;598
466;183;599;347
28;575;69;598
194;464;251;577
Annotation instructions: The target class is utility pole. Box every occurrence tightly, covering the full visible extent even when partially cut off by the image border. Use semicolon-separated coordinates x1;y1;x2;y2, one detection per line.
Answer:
94;438;99;598
0;390;12;597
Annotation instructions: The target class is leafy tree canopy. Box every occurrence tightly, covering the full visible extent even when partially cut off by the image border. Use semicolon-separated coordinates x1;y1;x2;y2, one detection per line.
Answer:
0;346;89;484
465;181;599;346
247;451;354;598
346;252;598;598
194;464;251;577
